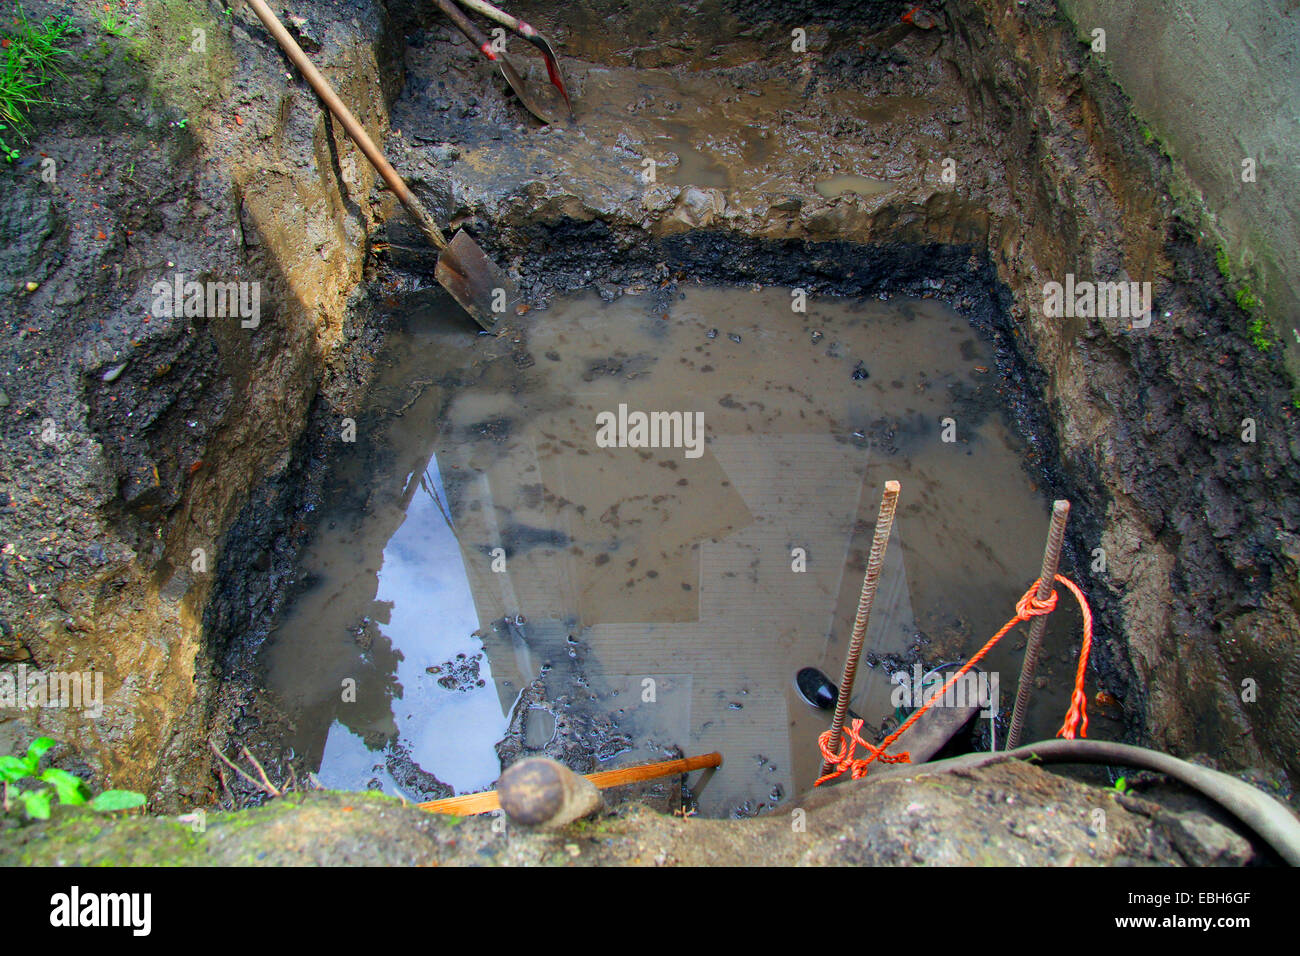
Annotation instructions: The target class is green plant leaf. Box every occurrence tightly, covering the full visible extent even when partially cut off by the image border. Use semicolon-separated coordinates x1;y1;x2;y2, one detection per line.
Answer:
25;737;55;772
0;755;29;783
91;790;146;812
18;788;52;820
40;768;88;805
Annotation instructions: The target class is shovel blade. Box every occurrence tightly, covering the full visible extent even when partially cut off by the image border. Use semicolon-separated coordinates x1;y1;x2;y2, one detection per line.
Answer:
523;34;574;118
435;229;518;331
497;55;569;126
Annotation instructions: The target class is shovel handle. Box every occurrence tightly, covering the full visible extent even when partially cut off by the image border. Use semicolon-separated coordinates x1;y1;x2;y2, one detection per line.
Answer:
454;0;530;37
243;0;448;250
435;0;496;56
452;0;573;114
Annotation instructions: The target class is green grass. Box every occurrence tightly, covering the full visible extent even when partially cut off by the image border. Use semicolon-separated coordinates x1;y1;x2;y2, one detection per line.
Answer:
1216;245;1232;280
97;10;132;38
1249;316;1272;352
1236;283;1272;351
0;4;76;161
1216;243;1276;353
2;737;145;821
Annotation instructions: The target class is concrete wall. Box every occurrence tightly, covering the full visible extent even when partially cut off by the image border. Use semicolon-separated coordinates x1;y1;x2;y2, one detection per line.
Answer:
1059;0;1300;377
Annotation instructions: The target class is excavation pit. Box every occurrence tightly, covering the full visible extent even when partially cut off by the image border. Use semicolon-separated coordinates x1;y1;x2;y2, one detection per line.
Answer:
5;0;1297;865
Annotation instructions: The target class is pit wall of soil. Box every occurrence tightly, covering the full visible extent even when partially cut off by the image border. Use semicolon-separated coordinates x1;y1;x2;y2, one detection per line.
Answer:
954;0;1300;789
1059;0;1300;384
1;0;404;807
1;0;1296;824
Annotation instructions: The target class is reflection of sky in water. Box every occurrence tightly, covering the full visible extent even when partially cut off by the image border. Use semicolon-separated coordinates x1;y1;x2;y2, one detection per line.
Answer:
327;460;507;795
318;720;402;795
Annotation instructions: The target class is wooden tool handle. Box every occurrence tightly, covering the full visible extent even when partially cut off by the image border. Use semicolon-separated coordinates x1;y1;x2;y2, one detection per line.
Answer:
243;0;448;249
584;752;721;789
435;0;494;55
417;751;722;816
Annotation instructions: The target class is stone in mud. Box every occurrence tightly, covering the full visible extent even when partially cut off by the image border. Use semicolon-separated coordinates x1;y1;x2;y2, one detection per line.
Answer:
286;15;324;53
385;744;453;802
667;187;725;230
469;418;513;442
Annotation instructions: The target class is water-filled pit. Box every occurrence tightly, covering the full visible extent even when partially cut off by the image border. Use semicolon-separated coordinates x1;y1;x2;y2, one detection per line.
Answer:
261;282;1118;816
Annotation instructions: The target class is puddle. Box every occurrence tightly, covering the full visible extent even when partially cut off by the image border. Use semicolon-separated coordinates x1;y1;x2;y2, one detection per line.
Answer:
814;174;894;199
655;121;731;189
261;284;1105;817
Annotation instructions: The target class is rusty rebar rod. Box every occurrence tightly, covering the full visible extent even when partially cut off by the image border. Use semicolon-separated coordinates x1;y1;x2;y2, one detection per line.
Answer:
1005;499;1071;749
820;480;902;778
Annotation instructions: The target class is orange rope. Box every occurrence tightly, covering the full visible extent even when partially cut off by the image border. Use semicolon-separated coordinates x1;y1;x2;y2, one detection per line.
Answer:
1053;575;1093;740
815;573;1093;786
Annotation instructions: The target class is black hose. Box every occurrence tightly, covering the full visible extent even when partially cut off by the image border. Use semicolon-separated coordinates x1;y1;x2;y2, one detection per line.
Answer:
885;739;1300;865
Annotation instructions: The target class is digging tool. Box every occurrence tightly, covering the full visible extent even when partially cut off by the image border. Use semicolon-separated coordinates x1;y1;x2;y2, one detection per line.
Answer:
434;0;569;125
417;751;722;815
452;0;573;117
497;757;603;827
244;0;515;331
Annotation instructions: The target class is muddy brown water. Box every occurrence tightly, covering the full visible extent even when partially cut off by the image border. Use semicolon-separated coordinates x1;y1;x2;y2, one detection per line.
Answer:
261;284;1114;817
814;175;895;199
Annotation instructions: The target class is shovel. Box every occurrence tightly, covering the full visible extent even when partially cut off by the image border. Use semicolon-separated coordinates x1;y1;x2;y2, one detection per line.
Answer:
245;0;516;331
434;0;570;125
451;0;573;118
